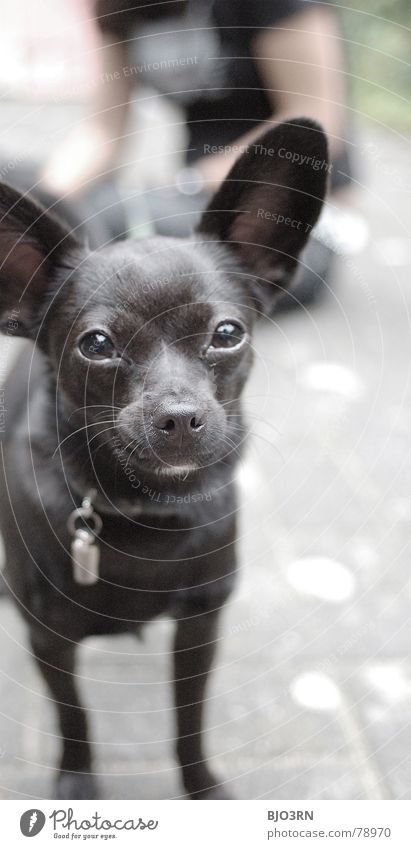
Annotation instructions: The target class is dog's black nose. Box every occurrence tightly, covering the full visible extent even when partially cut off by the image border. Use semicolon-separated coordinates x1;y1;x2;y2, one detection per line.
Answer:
153;403;206;437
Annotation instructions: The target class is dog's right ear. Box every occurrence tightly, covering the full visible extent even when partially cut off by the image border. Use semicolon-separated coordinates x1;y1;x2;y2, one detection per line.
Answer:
197;119;329;314
0;183;77;337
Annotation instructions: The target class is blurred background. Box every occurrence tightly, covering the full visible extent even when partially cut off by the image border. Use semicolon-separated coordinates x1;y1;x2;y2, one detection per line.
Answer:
0;0;410;800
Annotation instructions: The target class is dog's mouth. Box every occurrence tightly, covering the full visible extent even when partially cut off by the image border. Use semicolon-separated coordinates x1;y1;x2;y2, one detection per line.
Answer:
113;438;213;476
153;462;199;478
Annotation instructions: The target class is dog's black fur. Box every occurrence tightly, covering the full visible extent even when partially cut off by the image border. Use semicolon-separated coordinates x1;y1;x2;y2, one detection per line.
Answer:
0;119;328;799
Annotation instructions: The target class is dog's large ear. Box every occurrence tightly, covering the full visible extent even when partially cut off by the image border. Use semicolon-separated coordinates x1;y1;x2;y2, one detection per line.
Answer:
0;183;77;337
197;118;329;313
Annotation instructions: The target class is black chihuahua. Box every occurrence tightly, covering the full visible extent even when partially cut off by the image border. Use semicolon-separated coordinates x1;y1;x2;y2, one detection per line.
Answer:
0;119;328;799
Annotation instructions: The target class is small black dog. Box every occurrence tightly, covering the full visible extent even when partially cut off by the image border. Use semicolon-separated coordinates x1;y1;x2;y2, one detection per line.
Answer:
0;119;328;799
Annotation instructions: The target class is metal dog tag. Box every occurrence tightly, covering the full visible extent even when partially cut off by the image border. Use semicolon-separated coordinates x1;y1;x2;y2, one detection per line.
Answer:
71;529;100;586
67;490;103;586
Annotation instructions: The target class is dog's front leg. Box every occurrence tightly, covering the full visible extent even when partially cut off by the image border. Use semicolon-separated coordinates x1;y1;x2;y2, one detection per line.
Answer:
30;632;98;800
173;606;232;799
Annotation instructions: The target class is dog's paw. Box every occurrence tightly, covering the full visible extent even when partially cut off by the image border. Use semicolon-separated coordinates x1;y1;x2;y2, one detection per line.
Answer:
55;771;99;800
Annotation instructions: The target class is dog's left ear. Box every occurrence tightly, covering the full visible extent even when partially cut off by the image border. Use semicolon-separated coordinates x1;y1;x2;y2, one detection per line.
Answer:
197;118;329;313
0;183;77;337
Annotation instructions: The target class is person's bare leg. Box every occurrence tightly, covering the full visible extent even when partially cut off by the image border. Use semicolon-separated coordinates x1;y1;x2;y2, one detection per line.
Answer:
199;7;349;190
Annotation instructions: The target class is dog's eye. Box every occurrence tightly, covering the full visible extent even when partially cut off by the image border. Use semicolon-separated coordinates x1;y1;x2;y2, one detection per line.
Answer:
210;321;245;349
79;332;116;361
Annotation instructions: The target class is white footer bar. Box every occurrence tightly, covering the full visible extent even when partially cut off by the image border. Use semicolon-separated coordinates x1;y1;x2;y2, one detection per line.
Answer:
0;799;407;848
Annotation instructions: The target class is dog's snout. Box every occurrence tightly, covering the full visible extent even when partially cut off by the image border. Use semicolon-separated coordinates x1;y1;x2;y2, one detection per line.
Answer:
153;402;207;438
